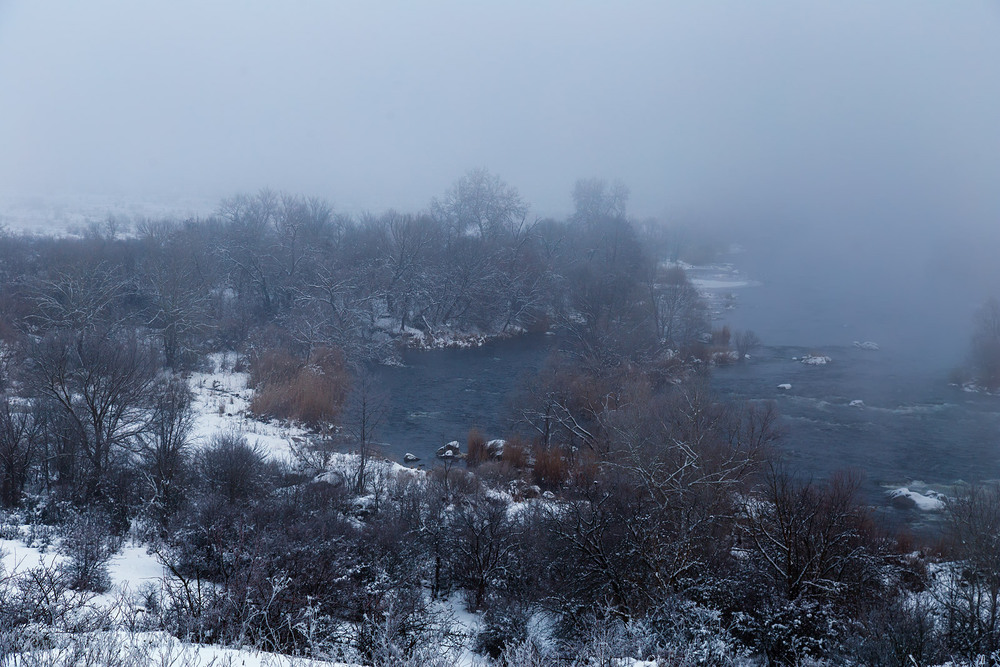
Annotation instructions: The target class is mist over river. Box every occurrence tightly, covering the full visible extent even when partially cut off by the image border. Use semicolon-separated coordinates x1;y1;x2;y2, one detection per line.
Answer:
374;232;1000;521
709;229;1000;518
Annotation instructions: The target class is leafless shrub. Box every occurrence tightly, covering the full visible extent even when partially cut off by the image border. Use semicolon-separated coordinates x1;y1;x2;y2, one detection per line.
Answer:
936;482;1000;660
200;432;268;503
58;509;121;593
472;461;519;488
531;446;567;491
465;429;488;468
733;329;761;360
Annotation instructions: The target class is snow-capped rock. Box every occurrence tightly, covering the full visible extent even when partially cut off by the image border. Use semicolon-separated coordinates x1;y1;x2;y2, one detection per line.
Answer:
888;487;945;511
800;355;832;366
486;438;505;459
436;441;461;458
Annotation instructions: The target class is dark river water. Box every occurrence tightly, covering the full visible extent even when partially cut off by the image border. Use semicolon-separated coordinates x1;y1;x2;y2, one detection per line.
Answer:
712;234;1000;479
374;335;553;462
374;236;1000;524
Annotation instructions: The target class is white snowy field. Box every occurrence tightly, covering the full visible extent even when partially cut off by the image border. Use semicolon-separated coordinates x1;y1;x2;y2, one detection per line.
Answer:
187;352;313;461
0;193;215;236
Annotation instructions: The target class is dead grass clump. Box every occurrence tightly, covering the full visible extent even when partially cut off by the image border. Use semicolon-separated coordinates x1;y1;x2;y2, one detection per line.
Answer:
502;435;529;469
532;446;568;491
248;348;300;389
249;346;350;426
465;429;488;468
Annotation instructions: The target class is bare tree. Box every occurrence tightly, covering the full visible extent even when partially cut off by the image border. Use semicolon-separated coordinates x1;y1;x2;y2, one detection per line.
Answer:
141;238;212;369
937;483;1000;660
742;466;885;603
30;329;158;501
543;383;770;620
345;369;388;495
971;297;1000;390
431;168;528;241
139;376;194;527
450;492;520;610
647;266;707;348
571;177;629;223
0;394;41;507
29;264;132;332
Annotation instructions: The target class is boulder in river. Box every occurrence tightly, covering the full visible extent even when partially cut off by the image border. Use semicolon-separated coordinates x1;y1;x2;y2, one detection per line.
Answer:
436;441;461;458
486;439;505;459
800;355;832;366
403;453;420;463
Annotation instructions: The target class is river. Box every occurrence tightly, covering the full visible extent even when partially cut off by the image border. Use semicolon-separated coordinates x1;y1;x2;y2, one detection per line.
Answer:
373;334;553;463
373;237;1000;523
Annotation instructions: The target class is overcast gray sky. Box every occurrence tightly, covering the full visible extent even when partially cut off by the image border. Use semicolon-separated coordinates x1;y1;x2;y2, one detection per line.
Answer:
1;1;998;222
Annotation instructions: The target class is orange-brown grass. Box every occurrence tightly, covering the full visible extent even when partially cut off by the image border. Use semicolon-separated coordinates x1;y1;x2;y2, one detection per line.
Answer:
249;346;349;427
532;445;568;490
501;436;529;469
465;429;489;468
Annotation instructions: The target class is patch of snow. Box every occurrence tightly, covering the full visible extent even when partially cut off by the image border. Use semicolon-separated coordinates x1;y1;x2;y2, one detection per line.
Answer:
0;537;64;573
400;326;523;352
20;631;354;667
0;193;214;237
712;350;740;363
849;399;865;408
485;438;505;459
853;341;880;351
661;260;695;270
691;278;752;290
186;352;311;462
959;382;998;395
777;384;792;390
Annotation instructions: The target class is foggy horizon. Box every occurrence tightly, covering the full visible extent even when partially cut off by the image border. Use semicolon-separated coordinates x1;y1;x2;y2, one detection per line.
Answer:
1;1;998;229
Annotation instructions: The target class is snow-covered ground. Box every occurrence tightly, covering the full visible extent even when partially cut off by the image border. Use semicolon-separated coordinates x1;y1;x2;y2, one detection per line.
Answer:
18;630;356;667
0;532;164;603
0;193;214;236
187;352;312;461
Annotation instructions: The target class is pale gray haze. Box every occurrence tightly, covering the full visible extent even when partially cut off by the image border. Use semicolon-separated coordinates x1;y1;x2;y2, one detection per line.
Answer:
1;1;997;219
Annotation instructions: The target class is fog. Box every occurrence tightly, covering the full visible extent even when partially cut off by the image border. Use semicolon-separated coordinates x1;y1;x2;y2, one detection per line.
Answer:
0;2;996;217
1;1;999;352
